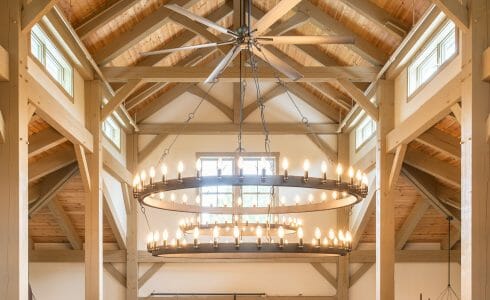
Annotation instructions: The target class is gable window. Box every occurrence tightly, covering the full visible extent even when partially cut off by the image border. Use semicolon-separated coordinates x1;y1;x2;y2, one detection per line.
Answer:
408;21;457;96
197;154;276;224
355;116;376;150
30;24;73;96
102;116;121;149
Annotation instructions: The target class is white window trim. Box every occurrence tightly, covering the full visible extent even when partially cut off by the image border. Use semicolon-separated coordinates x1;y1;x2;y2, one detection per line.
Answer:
407;20;458;98
30;24;74;96
355;116;376;150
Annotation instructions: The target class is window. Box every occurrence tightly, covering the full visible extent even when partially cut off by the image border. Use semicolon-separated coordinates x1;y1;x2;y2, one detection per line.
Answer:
408;21;457;96
102;116;121;149
355;116;376;150
30;24;73;95
197;154;276;224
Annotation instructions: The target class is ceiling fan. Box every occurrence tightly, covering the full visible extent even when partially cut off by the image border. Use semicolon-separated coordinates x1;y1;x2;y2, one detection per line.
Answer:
141;0;355;83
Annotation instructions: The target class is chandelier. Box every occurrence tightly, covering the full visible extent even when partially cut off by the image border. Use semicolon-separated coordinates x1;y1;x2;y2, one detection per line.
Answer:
133;1;369;257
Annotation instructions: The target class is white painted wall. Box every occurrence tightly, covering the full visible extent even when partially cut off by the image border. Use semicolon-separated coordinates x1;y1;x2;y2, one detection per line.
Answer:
29;261;460;299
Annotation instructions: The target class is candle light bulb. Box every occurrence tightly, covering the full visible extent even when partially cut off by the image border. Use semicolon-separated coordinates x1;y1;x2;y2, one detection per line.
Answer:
348;167;354;179
182;194;188;204
193;227;199;239
303;159;310;171
195;195;200;205
295;195;300;205
170;238;176;247
159;192;165;200
171;193;176;202
336;163;343;177
297;227;304;239
196;159;201;171
334;237;339;246
149;166;156;178
133;175;140;188
163;229;168;241
321;192;327;201
308;193;314;203
314;227;322;240
346;231;352;243
356;170;362;182
161;164;168;176
236;196;242;206
321;161;327;173
176;228;183;240
154;230;160;243
362;174;368;185
278;226;285;239
140;170;147;183
280;196;286;206
328;229;335;240
181;239;187;247
338;230;345;241
297;219;303;226
282;157;289;170
213;226;219;239
322;237;329;246
146;232;153;244
332;191;338;200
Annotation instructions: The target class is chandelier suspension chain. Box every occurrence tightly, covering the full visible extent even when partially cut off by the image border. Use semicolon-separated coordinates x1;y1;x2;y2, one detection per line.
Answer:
254;45;335;165
156;82;217;167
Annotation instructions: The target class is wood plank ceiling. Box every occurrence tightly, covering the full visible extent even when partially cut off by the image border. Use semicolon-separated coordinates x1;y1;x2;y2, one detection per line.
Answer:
28;0;462;250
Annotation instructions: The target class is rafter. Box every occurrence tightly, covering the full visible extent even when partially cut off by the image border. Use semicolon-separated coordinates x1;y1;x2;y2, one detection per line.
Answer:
404;149;460;188
75;144;91;192
415;128;461;160
401;165;461;227
286;83;341;122
309;83;352;111
138;123;338;135
340;0;408;38
295;1;389;66
28;164;79;216
242;84;286;119
28;127;67;158
48;197;83;250
29;147;77;182
102;148;133;186
101;79;142;121
450;103;462;123
92;0;200;65
76;0;140;39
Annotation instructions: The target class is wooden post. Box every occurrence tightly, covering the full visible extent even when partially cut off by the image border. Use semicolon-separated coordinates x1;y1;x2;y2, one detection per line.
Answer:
460;0;490;298
375;80;395;300
0;0;29;298
337;133;349;300
85;80;104;299
126;133;138;300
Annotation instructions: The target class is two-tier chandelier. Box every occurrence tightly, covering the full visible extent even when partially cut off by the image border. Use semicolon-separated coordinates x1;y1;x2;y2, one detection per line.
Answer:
133;0;369;257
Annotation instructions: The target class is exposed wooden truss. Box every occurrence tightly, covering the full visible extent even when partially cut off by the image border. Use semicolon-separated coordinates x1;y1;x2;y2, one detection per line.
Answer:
21;0;58;32
48;197;83;250
28;127;67;158
137;123;338;135
431;0;469;30
0;45;8;81
102;66;380;83
310;263;337;288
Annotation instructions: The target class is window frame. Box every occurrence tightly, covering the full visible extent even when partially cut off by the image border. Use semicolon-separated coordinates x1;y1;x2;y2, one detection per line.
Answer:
30;24;74;98
407;20;459;100
102;115;122;150
195;152;279;224
355;116;377;151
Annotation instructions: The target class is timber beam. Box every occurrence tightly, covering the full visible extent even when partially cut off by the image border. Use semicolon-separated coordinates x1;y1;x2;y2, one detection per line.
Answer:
102;66;380;83
0;45;8;81
137;123;338;135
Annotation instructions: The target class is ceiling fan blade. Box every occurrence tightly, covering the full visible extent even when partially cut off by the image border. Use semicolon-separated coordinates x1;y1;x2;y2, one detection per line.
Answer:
165;4;237;38
257;35;355;45
140;41;235;56
253;0;302;36
205;45;241;83
254;46;303;81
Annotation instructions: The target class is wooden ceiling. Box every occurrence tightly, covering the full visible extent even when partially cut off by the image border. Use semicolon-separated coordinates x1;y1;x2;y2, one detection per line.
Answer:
27;0;463;250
